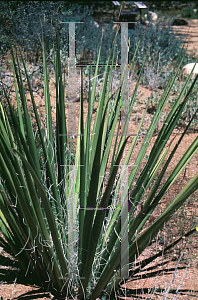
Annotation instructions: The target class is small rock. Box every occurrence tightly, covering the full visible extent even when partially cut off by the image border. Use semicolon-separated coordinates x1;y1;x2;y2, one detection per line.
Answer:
148;11;157;21
93;21;99;28
172;18;188;26
182;63;198;77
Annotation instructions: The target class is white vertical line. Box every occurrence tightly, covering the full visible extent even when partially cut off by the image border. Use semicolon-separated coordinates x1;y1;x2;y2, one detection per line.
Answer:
68;22;76;137
120;22;129;279
67;22;78;281
120;165;129;279
121;22;129;137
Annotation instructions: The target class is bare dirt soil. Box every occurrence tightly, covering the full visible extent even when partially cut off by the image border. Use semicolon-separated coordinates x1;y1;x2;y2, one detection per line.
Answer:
0;18;198;300
172;19;198;57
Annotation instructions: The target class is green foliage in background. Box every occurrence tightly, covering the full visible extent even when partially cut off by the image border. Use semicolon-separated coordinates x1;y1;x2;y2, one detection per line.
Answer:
0;2;184;83
128;16;184;89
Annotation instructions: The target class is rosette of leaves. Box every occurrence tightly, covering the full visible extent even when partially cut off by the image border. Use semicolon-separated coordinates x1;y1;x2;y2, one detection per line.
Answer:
0;24;198;300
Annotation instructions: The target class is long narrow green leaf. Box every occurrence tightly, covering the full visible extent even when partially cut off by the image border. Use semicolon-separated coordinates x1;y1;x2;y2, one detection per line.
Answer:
96;99;150;272
80;89;108;275
13;42;65;227
92;169;198;300
78;135;129;298
0;120;61;288
130;72;198;214
78;66;85;261
43;42;54;168
10;43;41;177
106;226;197;296
10;52;25;139
12;148;68;292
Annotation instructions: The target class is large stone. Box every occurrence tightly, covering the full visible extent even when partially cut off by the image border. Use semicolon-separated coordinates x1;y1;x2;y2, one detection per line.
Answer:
148;11;158;21
182;63;198;77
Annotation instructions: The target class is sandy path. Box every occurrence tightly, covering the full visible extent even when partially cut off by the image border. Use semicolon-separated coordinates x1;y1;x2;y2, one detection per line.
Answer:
172;19;198;57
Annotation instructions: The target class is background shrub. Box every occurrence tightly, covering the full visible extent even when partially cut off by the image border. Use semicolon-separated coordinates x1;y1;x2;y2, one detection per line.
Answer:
0;1;188;90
